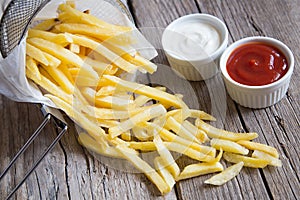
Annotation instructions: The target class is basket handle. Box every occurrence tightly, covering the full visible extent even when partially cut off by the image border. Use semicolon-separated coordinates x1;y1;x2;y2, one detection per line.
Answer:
0;105;67;199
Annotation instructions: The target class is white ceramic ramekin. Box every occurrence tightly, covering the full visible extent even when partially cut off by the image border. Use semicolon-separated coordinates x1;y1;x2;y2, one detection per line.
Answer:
162;14;228;81
220;36;294;109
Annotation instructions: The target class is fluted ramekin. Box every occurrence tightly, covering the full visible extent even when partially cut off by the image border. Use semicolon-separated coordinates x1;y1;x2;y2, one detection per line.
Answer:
162;14;228;81
220;36;294;108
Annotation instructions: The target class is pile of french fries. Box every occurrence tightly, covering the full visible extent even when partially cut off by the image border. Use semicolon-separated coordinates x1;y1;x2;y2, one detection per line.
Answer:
25;2;282;194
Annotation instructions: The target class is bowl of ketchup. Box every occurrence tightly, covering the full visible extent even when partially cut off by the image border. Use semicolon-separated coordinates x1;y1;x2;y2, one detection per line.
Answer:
220;36;294;108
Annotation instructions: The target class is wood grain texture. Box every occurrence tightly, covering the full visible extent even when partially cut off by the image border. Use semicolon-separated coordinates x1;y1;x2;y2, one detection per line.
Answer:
131;0;300;199
0;0;299;199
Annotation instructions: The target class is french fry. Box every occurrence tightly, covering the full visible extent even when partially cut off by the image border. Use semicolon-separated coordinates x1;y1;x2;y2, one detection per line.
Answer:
182;120;209;143
120;131;132;141
252;150;282;167
96;86;116;96
86;104;152;120
237;140;279;158
26;56;41;80
69;43;80;53
223;152;270;168
43;52;61;68
190;109;216;121
196;119;258;141
55;23;131;45
154;157;175;192
33;18;60;31
78;133;129;158
28;29;73;46
153;135;180;178
210;138;249;155
26;43;49;66
165;116;200;143
164;142;215;162
115;145;169;194
132;126;152;141
109;104;166;138
204;162;244;186
176;162;223;181
81;87;132;109
103;75;182;108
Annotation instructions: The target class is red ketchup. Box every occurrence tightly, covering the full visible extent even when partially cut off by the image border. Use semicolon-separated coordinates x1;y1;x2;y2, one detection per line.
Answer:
226;42;288;86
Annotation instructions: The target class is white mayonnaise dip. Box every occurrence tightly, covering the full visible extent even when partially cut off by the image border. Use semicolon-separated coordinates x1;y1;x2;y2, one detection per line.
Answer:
164;21;221;60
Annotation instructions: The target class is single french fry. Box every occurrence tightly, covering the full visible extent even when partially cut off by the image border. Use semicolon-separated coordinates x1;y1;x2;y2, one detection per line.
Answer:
210;138;249;155
176;162;223;181
109;104;166;138
86;105;151;120
252;150;282;167
237;140;279;158
153;135;180;178
26;43;49;66
223;152;270;168
209;149;223;163
182;120;209;143
43;52;61;68
132;126;152;141
69;43;80;53
28;29;73;46
154;157;175;192
96;86;116;96
127;141;156;151
78;133;127;158
95;119;119;128
190;109;216;121
103;75;182;108
120;131;132;141
33;18;60;31
204;162;244;186
26;56;41;80
164;142;215;162
121;53;157;74
115;145;169;194
196;119;258;141
133;94;152;107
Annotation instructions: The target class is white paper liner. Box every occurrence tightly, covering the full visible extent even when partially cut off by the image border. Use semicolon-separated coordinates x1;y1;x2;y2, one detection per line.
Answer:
0;0;157;106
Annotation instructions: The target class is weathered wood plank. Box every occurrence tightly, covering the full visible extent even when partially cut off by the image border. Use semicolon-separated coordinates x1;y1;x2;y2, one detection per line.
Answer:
131;0;300;199
196;0;300;199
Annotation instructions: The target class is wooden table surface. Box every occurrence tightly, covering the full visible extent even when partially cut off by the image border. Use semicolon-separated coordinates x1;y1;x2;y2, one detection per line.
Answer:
1;0;299;199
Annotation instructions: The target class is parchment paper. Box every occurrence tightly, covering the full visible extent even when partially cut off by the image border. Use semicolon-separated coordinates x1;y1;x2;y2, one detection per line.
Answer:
0;0;157;106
